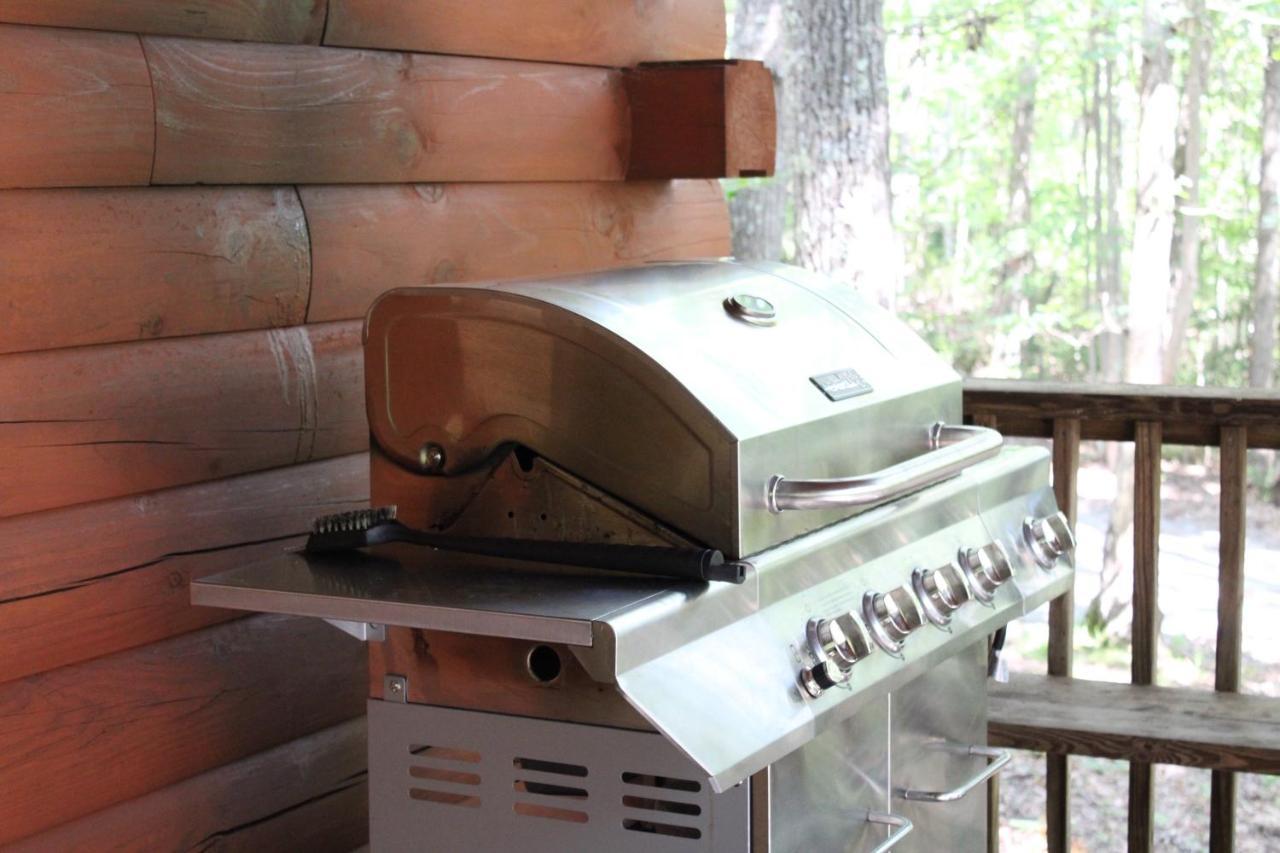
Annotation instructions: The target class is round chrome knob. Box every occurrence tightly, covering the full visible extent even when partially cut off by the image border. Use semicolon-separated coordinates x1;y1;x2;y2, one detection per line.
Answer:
862;587;924;653
1023;512;1076;569
912;562;972;627
806;613;873;671
958;542;1013;603
797;658;848;698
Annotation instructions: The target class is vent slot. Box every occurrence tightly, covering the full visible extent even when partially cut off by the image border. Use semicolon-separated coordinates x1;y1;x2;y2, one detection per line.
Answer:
622;818;702;840
515;780;587;799
409;744;480;764
513;802;590;823
622;795;701;816
513;757;588;778
409;788;480;808
408;743;482;809
621;772;701;793
512;755;590;824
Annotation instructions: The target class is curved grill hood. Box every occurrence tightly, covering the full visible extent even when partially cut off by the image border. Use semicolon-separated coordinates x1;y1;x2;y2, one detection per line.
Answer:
364;261;962;558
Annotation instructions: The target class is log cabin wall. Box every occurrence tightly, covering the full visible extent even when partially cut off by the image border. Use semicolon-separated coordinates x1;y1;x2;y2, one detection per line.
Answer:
0;3;774;847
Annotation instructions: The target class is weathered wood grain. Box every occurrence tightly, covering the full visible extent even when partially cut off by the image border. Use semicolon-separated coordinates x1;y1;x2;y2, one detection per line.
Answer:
1046;416;1080;853
146;37;629;185
8;719;367;852
301;180;730;322
0;614;366;846
0;454;369;684
0;24;153;188
964;379;1280;449
1211;424;1248;852
1129;421;1161;853
989;675;1280;773
0;187;311;354
0;322;366;518
0;0;327;44
625;60;776;179
324;0;726;66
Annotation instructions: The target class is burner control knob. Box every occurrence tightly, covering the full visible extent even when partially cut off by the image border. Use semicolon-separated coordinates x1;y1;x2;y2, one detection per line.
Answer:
798;659;847;699
807;613;873;671
958;542;1013;603
1023;512;1077;569
912;563;972;627
863;587;924;653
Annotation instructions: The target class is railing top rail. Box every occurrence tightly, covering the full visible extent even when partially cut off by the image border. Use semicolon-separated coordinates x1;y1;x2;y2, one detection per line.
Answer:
963;379;1280;449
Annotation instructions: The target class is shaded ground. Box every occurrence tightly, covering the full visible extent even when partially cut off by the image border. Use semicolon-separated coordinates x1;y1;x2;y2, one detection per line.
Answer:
995;451;1280;850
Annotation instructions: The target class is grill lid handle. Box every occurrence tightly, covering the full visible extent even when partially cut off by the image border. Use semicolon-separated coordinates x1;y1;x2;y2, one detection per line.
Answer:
766;423;1002;512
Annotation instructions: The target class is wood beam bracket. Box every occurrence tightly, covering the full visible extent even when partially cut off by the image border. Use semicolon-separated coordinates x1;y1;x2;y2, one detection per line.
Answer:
625;59;777;180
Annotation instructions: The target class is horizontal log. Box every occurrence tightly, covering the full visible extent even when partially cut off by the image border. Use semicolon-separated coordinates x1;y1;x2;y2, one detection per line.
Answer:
0;454;369;684
8;719;367;853
302;180;730;322
626;60;777;179
0;322;366;518
0;24;153;188
1;26;773;187
324;0;725;66
0;614;367;846
0;0;724;65
147;37;628;185
0;186;311;354
989;674;1280;774
964;378;1280;449
0;0;327;44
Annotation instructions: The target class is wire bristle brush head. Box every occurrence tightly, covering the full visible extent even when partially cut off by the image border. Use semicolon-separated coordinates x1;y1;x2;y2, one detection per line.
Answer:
311;506;397;534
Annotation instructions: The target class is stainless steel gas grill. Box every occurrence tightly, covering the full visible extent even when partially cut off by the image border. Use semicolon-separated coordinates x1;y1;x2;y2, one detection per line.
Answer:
193;260;1075;852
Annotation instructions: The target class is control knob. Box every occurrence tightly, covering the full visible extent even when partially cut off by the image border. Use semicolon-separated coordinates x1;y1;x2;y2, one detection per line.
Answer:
1023;511;1077;569
862;586;924;653
958;542;1013;603
912;562;972;627
798;613;873;699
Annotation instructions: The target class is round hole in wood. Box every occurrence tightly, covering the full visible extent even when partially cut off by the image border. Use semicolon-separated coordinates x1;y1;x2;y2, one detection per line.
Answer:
526;644;563;684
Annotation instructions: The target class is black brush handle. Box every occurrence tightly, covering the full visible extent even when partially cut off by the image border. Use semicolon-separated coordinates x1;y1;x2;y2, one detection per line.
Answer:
365;523;747;584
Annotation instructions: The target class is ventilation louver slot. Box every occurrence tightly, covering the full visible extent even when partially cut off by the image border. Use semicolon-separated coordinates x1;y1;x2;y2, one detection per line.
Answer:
408;743;481;809
513;756;589;824
621;772;704;840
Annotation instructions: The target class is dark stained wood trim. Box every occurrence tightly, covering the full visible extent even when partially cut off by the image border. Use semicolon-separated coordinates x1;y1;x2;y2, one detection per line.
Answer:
964;379;1280;449
1210;424;1248;852
1045;416;1079;853
1128;422;1161;853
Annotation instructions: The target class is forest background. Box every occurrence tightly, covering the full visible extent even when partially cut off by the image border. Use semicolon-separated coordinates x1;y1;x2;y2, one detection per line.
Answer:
723;1;1280;848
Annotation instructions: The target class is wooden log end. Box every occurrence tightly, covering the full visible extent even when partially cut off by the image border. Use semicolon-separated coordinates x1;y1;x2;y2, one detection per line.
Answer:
625;60;777;180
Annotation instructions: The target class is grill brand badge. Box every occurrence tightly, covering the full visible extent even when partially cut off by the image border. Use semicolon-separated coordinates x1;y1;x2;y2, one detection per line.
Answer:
810;368;873;402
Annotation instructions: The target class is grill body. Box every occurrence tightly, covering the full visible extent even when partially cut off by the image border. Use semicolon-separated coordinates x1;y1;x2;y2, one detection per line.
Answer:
191;261;1075;852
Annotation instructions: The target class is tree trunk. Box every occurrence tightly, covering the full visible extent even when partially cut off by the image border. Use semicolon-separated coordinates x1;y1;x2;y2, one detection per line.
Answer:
1093;0;1179;636
728;0;787;263
1165;0;1207;384
1128;0;1179;385
1250;31;1280;389
784;0;899;310
1100;53;1125;383
991;47;1038;374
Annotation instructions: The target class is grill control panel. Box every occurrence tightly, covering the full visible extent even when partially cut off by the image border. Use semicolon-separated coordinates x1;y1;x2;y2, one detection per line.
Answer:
796;512;1075;701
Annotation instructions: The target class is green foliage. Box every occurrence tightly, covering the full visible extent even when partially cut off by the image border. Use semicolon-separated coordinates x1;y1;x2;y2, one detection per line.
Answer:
884;0;1270;385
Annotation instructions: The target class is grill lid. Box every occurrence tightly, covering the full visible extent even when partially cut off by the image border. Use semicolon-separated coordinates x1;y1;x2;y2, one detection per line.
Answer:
364;261;964;557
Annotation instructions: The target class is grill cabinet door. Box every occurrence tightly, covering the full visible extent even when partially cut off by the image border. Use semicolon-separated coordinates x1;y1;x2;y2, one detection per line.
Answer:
888;639;991;852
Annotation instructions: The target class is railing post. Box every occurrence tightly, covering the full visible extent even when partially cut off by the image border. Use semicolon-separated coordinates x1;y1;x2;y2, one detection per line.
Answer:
1046;418;1080;853
1129;421;1162;853
1210;425;1247;852
972;412;1001;853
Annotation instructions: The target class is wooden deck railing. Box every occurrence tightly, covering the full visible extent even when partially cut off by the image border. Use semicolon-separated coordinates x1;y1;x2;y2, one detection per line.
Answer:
963;379;1280;853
